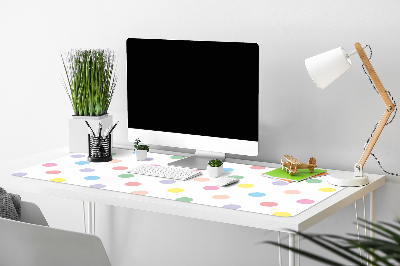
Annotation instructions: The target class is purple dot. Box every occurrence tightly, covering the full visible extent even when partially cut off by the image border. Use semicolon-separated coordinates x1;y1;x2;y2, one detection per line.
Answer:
70;154;86;158
89;184;106;189
13;172;27;177
79;168;95;172
272;181;289;186
160;180;176;184
143;157;153;161
223;204;241;210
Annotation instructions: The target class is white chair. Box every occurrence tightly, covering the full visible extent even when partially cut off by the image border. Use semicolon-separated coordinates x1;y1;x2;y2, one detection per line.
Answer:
0;201;111;266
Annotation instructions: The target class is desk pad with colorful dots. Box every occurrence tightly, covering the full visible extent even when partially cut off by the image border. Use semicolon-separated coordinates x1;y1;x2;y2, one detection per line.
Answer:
12;149;344;217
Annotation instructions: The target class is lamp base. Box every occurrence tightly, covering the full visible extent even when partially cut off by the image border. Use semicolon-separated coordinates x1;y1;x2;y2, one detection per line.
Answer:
328;172;369;187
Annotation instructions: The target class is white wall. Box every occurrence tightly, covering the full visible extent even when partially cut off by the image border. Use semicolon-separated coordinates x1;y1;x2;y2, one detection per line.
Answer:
2;0;400;265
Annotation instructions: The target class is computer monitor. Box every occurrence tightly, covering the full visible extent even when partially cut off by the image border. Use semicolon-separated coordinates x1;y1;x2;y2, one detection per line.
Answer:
126;38;259;169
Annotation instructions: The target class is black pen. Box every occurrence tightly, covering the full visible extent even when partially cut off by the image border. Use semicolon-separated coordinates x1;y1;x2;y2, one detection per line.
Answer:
85;120;95;137
105;121;119;139
98;123;102;138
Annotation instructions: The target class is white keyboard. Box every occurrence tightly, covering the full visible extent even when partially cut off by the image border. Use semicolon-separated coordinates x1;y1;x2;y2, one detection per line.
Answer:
127;164;202;181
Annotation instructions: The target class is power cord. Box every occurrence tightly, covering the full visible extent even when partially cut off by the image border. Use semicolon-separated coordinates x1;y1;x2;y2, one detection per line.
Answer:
361;45;399;176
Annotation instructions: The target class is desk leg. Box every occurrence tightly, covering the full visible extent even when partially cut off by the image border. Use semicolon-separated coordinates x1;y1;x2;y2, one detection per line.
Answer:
370;190;376;265
289;233;295;266
83;201;95;235
370;190;375;238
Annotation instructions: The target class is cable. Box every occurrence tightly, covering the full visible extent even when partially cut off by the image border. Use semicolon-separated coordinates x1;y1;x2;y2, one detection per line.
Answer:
361;45;399;176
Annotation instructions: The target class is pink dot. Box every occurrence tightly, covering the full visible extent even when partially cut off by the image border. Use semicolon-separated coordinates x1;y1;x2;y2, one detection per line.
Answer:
112;166;128;170
194;177;210;182
260;202;278;207
45;170;61;174
42;163;57;167
284;190;301;195
131;191;148;195
297;199;315;204
125;182;141;186
203;186;219;190
151;164;160;166
109;159;122;163
250;165;266;170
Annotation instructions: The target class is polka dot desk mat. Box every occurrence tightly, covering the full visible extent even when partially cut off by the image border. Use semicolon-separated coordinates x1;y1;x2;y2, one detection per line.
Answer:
12;149;343;217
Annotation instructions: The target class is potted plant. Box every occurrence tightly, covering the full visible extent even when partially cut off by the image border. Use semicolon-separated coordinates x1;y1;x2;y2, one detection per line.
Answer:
207;159;223;177
61;49;118;153
134;138;149;161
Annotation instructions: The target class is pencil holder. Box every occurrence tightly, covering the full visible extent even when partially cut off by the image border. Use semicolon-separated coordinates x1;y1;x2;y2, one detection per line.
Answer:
87;134;112;162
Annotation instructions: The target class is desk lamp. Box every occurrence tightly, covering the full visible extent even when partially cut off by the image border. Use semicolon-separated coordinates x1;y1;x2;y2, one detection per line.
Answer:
305;42;395;186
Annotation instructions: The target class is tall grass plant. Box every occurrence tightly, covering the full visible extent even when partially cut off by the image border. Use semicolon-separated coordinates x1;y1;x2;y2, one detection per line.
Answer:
61;49;118;116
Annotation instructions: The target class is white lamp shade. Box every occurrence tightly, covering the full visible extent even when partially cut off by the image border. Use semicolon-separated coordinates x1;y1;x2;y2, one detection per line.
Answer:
305;47;352;89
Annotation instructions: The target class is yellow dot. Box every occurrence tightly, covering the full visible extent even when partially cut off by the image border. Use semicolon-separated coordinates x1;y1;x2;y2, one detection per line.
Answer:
319;188;336;192
49;178;65;183
167;188;184;193
272;212;291;217
237;184;254;188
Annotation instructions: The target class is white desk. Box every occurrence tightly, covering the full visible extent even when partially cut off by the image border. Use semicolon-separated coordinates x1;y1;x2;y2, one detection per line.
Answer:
0;146;385;266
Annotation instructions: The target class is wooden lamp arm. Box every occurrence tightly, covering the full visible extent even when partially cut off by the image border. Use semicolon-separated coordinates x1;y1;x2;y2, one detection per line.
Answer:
354;42;394;176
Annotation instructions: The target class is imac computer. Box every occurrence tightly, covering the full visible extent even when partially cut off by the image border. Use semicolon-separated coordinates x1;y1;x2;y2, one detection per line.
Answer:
126;38;259;170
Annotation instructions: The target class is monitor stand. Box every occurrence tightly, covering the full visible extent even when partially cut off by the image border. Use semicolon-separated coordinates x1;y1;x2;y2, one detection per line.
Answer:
168;150;225;170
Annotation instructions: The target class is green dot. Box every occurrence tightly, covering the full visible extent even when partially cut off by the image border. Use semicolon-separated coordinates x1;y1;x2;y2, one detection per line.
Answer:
306;179;322;183
228;175;244;179
176;197;193;202
111;153;116;156
170;156;185;159
118;174;134;178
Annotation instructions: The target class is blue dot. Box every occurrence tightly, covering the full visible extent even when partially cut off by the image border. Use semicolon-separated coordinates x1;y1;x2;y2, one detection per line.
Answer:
223;168;234;172
84;176;100;180
75;161;90;165
248;192;266;197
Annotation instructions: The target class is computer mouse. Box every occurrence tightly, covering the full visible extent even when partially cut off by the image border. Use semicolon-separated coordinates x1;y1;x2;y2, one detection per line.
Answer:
214;177;239;187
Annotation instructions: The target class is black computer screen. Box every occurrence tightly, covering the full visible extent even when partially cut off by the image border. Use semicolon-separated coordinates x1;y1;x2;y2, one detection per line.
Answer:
126;38;259;142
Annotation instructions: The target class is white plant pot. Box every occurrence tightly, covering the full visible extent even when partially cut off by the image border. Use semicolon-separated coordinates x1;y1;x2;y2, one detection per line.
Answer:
135;150;147;161
69;114;113;153
207;165;223;178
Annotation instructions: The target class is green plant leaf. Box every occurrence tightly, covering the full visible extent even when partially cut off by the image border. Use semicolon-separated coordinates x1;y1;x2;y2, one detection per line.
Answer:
263;219;400;266
61;49;118;116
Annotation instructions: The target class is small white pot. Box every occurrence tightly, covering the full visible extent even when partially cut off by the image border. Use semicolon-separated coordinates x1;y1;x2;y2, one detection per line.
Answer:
207;165;223;178
135;150;147;161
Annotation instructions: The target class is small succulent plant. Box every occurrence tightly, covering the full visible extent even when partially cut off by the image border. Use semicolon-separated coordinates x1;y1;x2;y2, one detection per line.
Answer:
134;138;149;152
208;159;223;167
